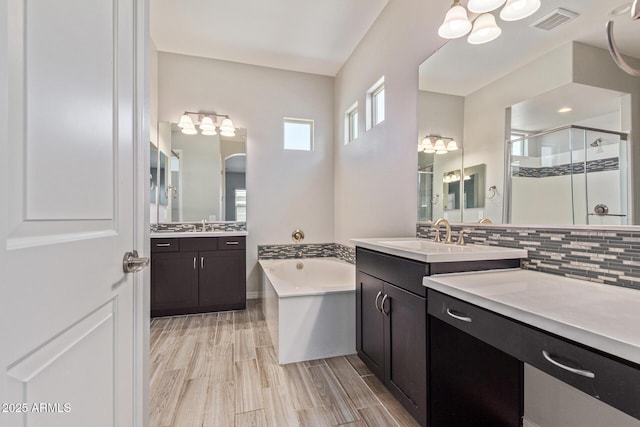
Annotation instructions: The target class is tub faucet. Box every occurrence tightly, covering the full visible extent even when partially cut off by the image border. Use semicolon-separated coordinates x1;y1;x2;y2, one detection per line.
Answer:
433;218;454;244
295;251;303;259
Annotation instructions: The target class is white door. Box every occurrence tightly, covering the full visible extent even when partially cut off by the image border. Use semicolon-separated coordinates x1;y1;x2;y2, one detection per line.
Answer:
0;1;148;426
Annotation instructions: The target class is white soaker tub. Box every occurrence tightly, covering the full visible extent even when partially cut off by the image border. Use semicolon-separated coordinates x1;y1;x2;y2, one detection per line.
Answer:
259;257;356;364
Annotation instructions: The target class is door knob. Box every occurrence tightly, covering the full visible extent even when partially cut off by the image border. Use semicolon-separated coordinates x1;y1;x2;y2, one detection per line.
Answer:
123;250;150;273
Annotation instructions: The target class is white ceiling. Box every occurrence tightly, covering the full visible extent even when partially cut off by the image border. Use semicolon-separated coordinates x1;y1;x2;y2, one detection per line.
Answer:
510;83;626;131
419;0;640;96
151;0;389;76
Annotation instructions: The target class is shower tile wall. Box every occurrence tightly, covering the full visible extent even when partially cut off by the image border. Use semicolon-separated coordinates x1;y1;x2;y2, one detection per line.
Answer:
512;157;619;178
417;224;640;290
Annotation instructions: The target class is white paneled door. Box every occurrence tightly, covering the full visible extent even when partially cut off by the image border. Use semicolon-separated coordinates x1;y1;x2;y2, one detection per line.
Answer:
0;1;148;426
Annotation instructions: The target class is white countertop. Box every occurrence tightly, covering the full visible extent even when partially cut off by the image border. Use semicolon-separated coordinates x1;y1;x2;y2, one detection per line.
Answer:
150;231;248;238
424;269;640;365
351;237;527;263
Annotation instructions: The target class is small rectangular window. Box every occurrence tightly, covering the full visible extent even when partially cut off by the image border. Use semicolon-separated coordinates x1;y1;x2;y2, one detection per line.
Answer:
284;118;314;151
345;102;358;144
366;76;385;130
372;85;385;125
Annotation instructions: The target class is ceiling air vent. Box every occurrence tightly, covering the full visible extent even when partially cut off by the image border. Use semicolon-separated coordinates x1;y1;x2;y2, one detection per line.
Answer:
530;8;578;31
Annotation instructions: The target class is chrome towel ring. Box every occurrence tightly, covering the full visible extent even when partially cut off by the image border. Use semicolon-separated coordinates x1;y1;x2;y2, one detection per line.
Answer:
606;0;640;77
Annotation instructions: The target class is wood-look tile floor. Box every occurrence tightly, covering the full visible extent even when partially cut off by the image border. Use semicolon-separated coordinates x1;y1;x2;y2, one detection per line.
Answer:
150;300;420;427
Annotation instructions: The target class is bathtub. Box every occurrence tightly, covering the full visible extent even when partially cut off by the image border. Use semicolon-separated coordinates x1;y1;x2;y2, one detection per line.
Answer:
259;257;356;364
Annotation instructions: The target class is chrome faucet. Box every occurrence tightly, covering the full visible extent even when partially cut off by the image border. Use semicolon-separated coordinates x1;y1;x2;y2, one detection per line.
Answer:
201;219;207;232
433;218;454;244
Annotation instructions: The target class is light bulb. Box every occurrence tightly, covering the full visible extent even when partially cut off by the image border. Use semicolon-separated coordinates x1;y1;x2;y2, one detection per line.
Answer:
199;116;216;131
467;0;506;13
438;3;472;39
467;13;502;44
500;0;540;21
178;114;194;129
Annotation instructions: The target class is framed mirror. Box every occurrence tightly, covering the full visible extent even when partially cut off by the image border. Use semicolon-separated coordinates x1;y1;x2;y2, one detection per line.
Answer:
418;0;640;226
151;122;247;223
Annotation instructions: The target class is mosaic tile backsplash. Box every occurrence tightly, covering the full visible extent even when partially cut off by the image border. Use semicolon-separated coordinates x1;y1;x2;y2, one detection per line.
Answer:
258;243;355;264
417;223;640;290
151;222;247;232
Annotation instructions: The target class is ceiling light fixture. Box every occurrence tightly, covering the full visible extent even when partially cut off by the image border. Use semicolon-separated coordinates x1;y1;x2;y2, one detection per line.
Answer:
501;0;541;21
438;0;541;45
557;107;572;113
438;0;473;39
420;135;459;155
178;111;236;137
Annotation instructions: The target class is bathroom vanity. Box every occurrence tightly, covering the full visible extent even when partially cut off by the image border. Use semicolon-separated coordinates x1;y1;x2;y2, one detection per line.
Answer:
425;269;640;426
351;237;527;426
150;232;247;317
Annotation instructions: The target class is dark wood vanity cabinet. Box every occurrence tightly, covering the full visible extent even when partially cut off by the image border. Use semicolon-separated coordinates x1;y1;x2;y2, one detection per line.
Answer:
355;247;521;427
428;289;640;424
151;236;246;317
356;248;428;426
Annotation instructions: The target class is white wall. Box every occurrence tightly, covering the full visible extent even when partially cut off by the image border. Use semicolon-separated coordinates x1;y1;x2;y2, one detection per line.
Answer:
158;52;334;296
150;40;158;146
463;43;574;223
171;130;221;221
333;0;450;245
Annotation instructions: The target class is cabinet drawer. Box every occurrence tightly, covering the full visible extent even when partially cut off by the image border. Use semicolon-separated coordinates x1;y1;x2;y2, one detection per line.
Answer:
218;236;246;250
151;238;179;253
180;237;220;252
356;248;429;297
428;290;640;420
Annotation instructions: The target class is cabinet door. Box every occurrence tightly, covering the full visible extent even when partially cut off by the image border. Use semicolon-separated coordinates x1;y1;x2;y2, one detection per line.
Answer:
429;316;522;427
199;250;246;311
356;271;385;379
151;251;199;315
383;283;427;426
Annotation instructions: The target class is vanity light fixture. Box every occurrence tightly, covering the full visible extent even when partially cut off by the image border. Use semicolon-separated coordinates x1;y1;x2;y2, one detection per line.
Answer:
420;135;459;155
438;0;541;44
178;111;236;137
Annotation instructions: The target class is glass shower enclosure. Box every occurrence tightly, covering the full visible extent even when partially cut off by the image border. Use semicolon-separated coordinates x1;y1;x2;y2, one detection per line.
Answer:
506;125;629;225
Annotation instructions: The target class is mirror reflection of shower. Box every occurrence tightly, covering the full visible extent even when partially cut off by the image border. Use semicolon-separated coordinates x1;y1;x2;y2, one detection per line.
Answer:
507;125;629;225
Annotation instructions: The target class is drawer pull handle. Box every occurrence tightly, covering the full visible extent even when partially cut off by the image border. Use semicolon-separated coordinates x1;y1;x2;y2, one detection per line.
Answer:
375;291;383;313
156;243;171;247
542;350;595;379
446;308;472;323
380;294;389;316
226;241;240;245
201;257;205;269
193;257;197;270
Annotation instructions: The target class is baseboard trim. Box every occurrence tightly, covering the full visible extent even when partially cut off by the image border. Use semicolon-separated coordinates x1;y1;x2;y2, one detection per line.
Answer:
523;418;541;427
247;291;261;300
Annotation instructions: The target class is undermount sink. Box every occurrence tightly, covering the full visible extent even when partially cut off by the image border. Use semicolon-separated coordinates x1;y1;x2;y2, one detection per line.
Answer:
350;237;527;263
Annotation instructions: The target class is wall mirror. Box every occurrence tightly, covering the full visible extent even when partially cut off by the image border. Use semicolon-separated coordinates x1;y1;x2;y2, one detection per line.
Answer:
151;122;247;223
418;0;640;226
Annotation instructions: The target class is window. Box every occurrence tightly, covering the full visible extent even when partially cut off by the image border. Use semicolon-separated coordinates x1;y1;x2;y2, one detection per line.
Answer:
345;102;358;144
366;76;385;130
510;132;528;156
235;189;246;222
372;85;385;125
284;118;314;151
